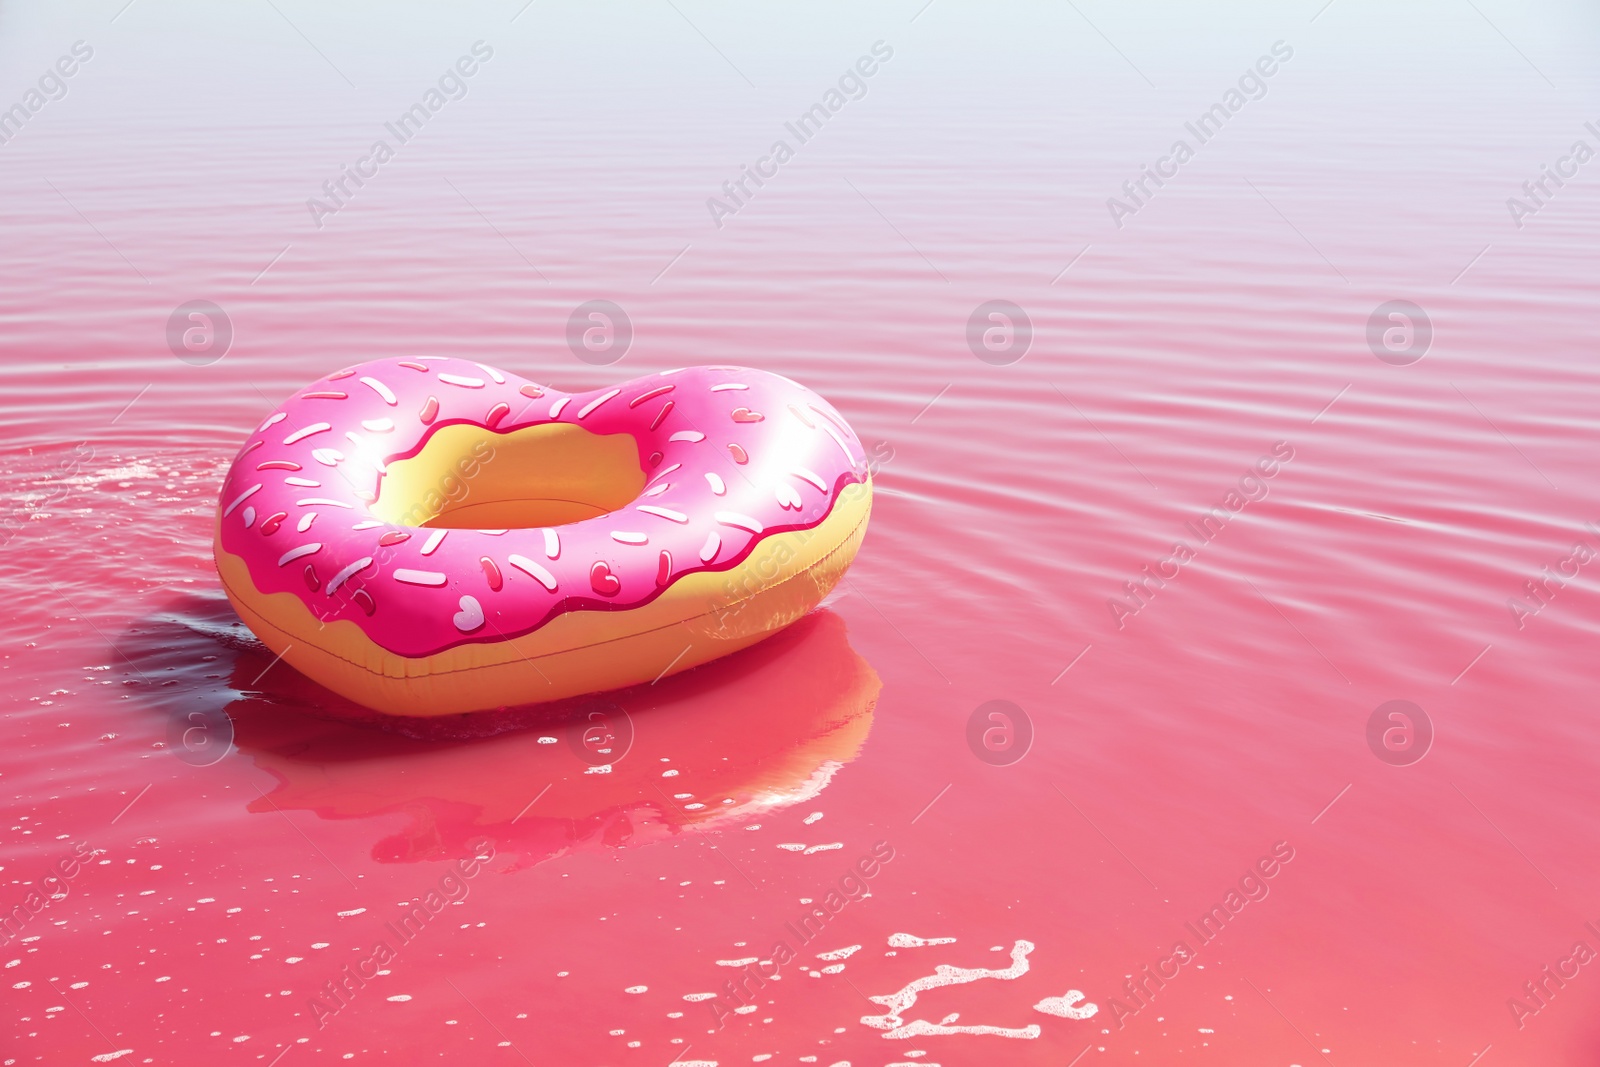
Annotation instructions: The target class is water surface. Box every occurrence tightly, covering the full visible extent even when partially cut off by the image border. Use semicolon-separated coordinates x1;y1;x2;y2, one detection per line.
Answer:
4;1;1600;1063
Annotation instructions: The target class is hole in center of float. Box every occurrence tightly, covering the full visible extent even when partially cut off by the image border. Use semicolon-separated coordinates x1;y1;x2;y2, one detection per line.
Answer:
369;422;646;530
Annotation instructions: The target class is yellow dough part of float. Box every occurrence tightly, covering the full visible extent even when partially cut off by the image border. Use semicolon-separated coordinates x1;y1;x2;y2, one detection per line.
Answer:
214;362;875;718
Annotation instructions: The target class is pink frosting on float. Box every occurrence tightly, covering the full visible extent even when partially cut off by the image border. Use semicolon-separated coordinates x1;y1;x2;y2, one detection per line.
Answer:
215;358;868;658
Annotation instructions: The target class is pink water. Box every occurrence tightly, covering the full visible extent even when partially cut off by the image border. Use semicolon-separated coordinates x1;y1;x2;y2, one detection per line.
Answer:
5;1;1600;1064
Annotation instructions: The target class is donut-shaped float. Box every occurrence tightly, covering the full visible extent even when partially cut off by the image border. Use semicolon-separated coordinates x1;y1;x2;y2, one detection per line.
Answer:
213;358;872;716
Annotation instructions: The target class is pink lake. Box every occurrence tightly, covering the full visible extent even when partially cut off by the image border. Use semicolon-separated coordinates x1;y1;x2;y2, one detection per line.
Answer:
4;1;1600;1064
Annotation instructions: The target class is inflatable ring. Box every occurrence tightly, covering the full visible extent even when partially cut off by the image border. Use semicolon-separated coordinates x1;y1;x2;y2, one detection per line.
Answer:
213;358;873;716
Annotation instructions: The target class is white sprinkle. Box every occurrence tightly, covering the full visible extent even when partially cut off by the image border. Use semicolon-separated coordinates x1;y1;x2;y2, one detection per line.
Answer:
285;477;320;488
577;388;622;419
337;908;367;918
541;528;560;559
716;512;763;534
257;412;287;431
242;506;256;528
716;958;759;967
817;944;860;961
636;505;688;523
682;993;716;1002
643;483;671;497
90;1052;134;1063
296;498;353;508
550;397;571;418
776;843;807;852
774;481;803;509
394;569;448;586
361;418;394;433
791;466;828;491
804;843;843;855
809;403;846;430
709;383;748;391
352;520;385;530
297;512;317;532
277;543;322;566
669;430;705;443
311;448;344;466
612;531;648;545
647;463;682;488
325;557;374;595
283;423;332;445
507;555;558;591
387;994;412;1002
699;531;721;563
704;472;726;495
439;373;485;389
223;484;262;517
421;529;448;555
624;985;648;994
474;362;506;384
360;377;397;405
820;421;855;465
803;812;824;824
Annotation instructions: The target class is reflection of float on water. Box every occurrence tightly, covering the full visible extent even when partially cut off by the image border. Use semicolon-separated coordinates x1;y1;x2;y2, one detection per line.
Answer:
239;610;878;866
122;595;877;867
